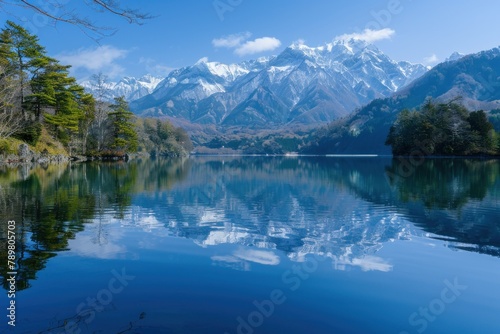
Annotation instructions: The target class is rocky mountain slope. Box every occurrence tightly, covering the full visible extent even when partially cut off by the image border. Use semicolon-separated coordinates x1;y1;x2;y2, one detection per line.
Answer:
303;46;500;154
81;74;163;102
129;39;427;128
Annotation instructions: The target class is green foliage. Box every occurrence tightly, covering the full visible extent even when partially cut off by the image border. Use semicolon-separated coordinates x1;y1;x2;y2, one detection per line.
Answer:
386;158;499;210
1;23;193;159
108;97;138;153
13;121;42;145
138;118;193;156
468;110;495;151
0;138;12;154
0;21;94;154
385;101;498;156
488;109;500;132
199;129;306;155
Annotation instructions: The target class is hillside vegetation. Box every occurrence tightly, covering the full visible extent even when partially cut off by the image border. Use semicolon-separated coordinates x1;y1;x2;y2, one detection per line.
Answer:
385;101;499;156
0;21;191;161
302;47;500;155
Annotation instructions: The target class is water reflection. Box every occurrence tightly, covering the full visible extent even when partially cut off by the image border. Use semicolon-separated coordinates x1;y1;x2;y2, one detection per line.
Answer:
386;158;500;256
1;156;499;292
0;158;190;291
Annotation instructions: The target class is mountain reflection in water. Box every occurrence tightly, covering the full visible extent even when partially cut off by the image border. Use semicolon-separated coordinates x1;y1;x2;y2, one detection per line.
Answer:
1;157;499;293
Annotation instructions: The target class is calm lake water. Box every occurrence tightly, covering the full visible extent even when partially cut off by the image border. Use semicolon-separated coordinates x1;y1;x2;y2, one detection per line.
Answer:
1;156;500;334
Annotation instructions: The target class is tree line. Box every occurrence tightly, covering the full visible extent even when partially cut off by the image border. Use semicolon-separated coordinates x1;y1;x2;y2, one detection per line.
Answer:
385;100;499;156
0;21;192;158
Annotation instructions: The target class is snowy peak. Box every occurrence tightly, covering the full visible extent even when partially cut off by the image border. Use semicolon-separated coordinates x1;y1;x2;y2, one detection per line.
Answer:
128;40;428;127
279;39;426;92
330;38;371;54
445;51;466;62
286;38;371;61
81;74;163;101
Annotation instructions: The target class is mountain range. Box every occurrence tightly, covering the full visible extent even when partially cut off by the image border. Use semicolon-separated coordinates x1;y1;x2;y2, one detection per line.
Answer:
80;74;163;102
304;46;500;154
116;39;427;127
79;41;500;155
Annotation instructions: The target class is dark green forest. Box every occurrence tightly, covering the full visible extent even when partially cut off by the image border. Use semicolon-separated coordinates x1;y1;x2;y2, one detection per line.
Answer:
385;101;499;156
0;21;192;159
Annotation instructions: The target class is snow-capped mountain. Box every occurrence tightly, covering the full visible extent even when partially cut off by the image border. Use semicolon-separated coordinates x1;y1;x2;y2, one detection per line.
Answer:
129;39;427;127
303;46;500;155
445;51;466;62
81;74;163;102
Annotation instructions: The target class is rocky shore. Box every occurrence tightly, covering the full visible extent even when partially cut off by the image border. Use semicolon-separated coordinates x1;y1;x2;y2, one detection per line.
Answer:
0;144;163;166
0;144;70;166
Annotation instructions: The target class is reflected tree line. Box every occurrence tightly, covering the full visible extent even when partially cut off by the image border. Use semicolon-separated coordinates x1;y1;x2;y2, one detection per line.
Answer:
1;156;499;291
385;158;500;256
134;156;500;258
385;158;499;209
0;158;190;291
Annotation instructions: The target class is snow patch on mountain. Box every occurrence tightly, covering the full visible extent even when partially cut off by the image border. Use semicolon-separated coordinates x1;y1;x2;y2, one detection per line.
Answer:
122;39;429;127
445;52;466;62
80;74;163;101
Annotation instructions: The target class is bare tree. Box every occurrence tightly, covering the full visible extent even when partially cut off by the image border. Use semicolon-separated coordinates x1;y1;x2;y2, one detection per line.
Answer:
89;72;112;151
0;66;24;139
2;0;153;40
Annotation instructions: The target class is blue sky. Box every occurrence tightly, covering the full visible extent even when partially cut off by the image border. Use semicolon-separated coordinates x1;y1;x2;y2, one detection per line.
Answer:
1;0;500;80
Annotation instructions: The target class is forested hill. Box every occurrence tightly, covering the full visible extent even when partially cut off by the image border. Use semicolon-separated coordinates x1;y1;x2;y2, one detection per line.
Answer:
0;21;192;162
302;46;500;155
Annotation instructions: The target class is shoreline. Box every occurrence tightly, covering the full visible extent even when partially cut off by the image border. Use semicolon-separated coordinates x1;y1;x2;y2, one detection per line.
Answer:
0;143;190;167
2;142;498;168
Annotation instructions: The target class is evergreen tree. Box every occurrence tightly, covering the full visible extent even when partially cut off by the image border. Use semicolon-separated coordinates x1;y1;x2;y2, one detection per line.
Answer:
108;97;138;153
468;110;495;152
386;101;499;156
40;61;87;147
2;21;46;115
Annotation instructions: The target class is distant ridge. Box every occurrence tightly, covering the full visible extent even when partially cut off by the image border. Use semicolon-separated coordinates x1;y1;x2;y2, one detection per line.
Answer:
303;46;500;154
123;39;427;128
80;74;163;102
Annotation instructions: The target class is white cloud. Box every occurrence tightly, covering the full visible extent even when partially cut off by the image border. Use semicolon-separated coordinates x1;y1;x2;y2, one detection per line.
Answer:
233;248;280;265
58;45;128;78
212;32;282;57
335;28;396;43
235;37;282;56
423;54;439;66
351;256;393;272
212;32;252;48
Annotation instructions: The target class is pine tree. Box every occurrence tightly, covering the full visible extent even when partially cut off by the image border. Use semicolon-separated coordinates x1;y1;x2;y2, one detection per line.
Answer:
468;110;495;153
0;21;96;151
108;97;138;153
39;60;87;147
3;21;46;115
386;101;499;156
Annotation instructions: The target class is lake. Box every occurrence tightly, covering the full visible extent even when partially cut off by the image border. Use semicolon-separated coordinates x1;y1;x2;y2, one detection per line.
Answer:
1;156;500;334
